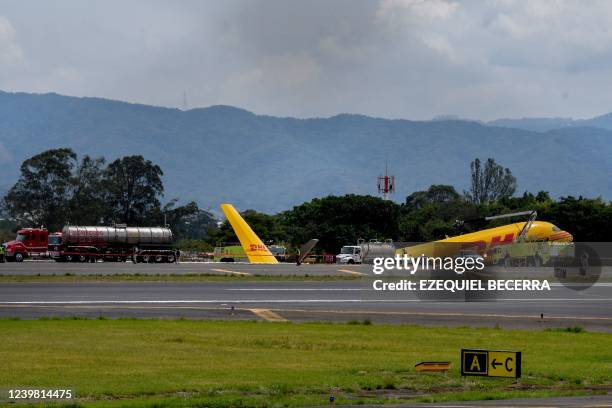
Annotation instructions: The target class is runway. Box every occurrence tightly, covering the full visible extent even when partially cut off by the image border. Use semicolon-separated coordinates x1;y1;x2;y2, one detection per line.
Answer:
1;261;610;331
0;260;365;276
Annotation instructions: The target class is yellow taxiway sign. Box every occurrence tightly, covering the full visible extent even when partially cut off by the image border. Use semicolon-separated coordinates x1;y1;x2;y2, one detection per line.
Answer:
461;349;521;378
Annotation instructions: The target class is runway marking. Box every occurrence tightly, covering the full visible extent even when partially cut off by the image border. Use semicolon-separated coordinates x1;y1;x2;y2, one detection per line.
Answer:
248;308;288;322
210;268;251;276
337;269;367;276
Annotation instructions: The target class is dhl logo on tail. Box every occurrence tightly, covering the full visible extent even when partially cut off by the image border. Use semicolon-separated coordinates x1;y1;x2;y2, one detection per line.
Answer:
220;204;279;264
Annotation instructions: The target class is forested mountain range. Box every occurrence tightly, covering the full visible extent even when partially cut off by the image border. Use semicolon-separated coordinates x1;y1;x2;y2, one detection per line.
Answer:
0;91;610;213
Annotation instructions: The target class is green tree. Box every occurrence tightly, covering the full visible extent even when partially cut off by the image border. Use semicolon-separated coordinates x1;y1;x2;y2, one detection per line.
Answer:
104;155;164;225
155;200;216;239
68;155;107;225
400;185;475;242
280;195;400;253
405;184;460;209
545;196;611;241
3;148;76;230
465;158;516;204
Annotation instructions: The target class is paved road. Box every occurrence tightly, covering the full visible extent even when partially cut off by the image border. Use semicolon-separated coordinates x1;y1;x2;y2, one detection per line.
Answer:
0;262;610;331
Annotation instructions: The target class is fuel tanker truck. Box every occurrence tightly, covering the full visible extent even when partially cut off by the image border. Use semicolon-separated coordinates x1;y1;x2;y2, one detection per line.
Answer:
49;225;178;263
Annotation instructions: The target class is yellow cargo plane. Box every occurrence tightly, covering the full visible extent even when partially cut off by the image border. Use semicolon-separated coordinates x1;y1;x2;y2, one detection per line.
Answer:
396;211;572;257
220;203;279;264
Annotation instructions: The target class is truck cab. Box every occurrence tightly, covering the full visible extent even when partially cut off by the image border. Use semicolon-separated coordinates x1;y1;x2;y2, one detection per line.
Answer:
336;245;362;264
47;232;63;260
268;245;289;262
3;228;49;262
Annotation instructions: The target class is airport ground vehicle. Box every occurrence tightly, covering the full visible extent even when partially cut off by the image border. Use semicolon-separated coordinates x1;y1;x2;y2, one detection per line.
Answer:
269;245;290;261
336;245;362;264
489;241;575;267
213;243;289;262
3;228;50;262
49;225;177;263
336;239;395;264
213;244;248;262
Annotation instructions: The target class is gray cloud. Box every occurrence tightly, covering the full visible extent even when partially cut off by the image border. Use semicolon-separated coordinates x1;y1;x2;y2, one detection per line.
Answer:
1;0;612;120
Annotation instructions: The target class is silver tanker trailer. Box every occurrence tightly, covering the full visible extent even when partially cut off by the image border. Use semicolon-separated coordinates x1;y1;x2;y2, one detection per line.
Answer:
49;225;178;263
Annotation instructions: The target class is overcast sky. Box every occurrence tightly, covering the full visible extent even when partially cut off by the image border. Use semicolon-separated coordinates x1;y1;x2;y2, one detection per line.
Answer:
1;0;612;120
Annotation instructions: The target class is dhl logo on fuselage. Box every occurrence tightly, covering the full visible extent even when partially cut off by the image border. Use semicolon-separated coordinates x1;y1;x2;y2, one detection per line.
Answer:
396;221;572;258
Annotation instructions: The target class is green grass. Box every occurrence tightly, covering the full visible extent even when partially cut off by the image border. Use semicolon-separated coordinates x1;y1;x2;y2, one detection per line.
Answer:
0;273;359;283
0;319;610;407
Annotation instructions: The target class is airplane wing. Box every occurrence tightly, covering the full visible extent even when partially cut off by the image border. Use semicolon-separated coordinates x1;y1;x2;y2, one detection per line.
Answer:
298;238;319;264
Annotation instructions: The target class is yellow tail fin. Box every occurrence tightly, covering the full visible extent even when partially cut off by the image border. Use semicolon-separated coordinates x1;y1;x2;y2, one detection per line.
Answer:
220;203;279;264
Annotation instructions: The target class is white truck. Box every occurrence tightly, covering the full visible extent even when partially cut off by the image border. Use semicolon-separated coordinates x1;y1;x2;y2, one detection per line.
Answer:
336;239;395;264
336;245;363;264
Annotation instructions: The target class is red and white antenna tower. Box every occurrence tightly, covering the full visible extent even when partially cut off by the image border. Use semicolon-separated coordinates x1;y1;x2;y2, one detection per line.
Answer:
377;160;395;200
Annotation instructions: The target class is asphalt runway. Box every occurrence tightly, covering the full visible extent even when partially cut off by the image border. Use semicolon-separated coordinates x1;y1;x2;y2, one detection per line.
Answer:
0;260;365;276
1;262;611;331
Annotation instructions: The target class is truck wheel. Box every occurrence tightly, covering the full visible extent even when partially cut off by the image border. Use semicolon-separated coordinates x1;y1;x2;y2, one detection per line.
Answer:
347;259;355;264
167;254;175;263
142;255;150;263
155;255;163;263
78;255;87;262
14;253;24;262
65;254;73;262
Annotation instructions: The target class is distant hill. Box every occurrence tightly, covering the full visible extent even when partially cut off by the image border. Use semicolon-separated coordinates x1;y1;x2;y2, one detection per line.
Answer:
487;113;612;132
0;91;610;213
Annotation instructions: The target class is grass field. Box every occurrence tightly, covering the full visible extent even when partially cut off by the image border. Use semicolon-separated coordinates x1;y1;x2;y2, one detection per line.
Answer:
0;319;610;407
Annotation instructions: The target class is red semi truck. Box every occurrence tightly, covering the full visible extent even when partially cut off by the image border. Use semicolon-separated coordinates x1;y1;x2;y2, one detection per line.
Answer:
3;225;178;263
2;228;50;262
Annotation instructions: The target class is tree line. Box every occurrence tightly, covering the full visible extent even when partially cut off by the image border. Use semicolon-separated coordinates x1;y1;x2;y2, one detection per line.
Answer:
209;158;611;252
1;148;216;236
3;149;610;251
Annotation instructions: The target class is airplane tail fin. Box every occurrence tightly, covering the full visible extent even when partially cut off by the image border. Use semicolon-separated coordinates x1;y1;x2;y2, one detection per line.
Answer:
220;203;279;264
